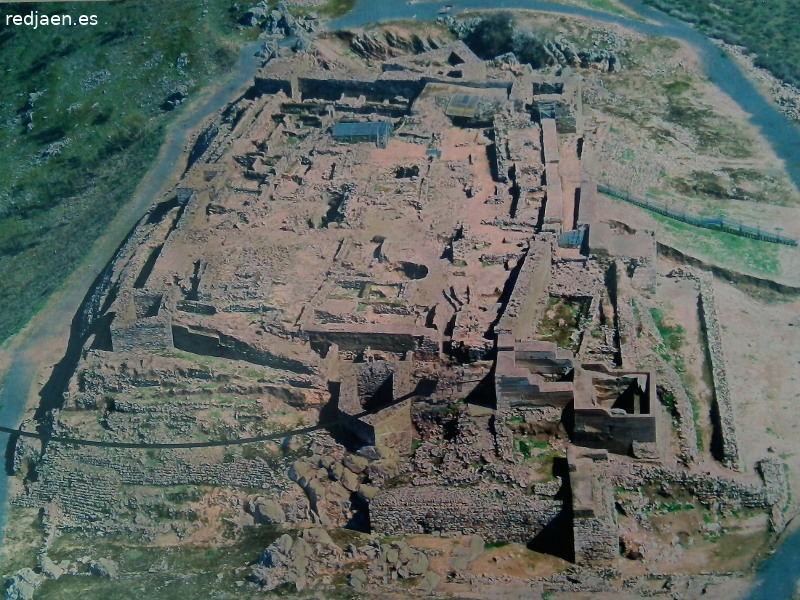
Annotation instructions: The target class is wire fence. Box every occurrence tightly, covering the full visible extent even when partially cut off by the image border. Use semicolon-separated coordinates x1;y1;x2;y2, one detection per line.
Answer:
598;184;798;247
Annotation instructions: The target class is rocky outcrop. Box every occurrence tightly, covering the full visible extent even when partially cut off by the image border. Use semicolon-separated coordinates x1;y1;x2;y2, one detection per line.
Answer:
89;558;120;579
249;528;343;592
288;452;377;527
438;16;624;72
4;569;43;600
241;1;317;36
247;497;287;525
348;30;447;62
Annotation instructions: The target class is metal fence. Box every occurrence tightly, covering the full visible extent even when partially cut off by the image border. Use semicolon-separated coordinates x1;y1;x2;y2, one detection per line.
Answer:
598;184;798;247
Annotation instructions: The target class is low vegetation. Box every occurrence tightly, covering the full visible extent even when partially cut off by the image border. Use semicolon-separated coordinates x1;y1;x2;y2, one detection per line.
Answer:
644;0;800;86
652;213;782;277
0;1;255;343
651;307;704;450
35;525;281;600
536;296;590;350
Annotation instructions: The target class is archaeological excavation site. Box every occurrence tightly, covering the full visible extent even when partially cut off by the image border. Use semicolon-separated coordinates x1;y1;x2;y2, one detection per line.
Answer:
5;6;800;600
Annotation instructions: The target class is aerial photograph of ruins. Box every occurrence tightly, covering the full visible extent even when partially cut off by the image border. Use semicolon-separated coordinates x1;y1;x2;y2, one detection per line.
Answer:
1;0;800;598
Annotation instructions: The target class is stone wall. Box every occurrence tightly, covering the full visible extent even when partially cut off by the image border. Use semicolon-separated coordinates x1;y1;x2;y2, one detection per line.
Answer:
697;277;741;470
111;316;173;353
757;457;790;530
13;445;290;528
371;485;562;543
298;74;426;104
572;370;659;457
172;323;318;375
496;240;552;339
492;118;509;183
572;408;657;456
569;449;619;564
338;358;414;454
610;463;782;511
304;323;440;358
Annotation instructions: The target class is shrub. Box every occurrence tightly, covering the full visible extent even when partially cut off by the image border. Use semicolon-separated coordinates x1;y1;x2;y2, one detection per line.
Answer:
465;12;515;59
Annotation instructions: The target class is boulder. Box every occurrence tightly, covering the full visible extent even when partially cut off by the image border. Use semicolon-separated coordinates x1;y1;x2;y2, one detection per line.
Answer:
418;571;441;594
343;455;369;474
467;534;485;561
407;552;429;576
301;527;334;548
241;3;268;27
357;484;380;501
289;459;314;487
90;558;119;579
4;569;42;600
248;497;286;525
448;545;471;571
349;568;367;590
357;446;382;461
340;467;360;492
40;557;67;580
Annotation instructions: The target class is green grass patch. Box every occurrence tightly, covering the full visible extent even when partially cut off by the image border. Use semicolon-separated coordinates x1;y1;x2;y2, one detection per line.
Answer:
650;308;685;353
650;212;781;276
515;438;533;460
535;296;590;350
618;148;635;164
317;0;357;18
651;308;705;449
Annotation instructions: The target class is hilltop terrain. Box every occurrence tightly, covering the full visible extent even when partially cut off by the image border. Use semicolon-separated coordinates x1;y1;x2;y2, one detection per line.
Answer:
1;6;798;600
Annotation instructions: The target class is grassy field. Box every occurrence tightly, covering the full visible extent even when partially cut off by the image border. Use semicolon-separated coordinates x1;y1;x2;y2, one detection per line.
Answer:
644;0;800;86
0;1;262;343
652;212;782;277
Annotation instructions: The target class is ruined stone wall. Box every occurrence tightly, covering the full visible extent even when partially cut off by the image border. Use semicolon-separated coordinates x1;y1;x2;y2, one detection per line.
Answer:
496;240;552;339
610;463;779;510
543;163;563;232
111;317;173;353
338;359;414;453
13;445;290;528
570;450;619;564
169;188;202;237
253;74;294;97
540;119;562;232
576;180;597;227
370;400;412;454
698;277;741;470
573;409;657;456
496;376;574;409
305;325;440;358
757;457;790;530
492;119;509;183
573;515;618;563
356;362;393;405
371;485;562;543
298;75;426;103
338;376;376;448
172;324;317;375
615;263;698;463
